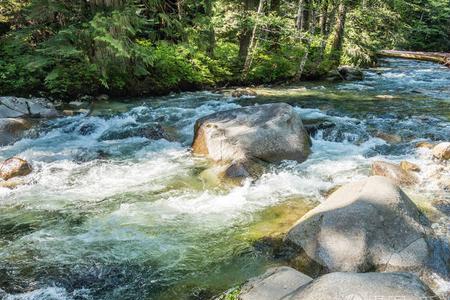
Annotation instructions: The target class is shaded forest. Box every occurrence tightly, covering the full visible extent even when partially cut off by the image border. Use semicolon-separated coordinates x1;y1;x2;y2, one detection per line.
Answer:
1;0;449;99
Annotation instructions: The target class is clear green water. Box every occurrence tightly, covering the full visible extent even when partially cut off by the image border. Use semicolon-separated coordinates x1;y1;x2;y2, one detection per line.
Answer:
0;58;449;299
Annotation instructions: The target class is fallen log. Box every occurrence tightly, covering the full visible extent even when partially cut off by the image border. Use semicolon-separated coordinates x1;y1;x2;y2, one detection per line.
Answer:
378;50;450;67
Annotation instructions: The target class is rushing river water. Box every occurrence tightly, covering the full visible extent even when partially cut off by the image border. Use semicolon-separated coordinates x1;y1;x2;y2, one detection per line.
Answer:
0;58;449;300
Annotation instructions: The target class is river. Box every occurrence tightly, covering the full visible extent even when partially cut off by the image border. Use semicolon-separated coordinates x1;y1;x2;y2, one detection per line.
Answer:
0;58;449;299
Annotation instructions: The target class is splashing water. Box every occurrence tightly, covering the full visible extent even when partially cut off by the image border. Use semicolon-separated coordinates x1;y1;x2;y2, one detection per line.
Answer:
1;59;449;299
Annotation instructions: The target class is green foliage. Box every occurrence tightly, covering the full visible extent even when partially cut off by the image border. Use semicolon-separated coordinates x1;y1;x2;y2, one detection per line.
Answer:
0;0;449;99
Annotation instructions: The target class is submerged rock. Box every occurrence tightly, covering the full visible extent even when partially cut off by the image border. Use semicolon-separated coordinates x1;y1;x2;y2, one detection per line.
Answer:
375;131;402;144
432;142;450;160
192;103;311;165
0;118;32;146
303;120;335;137
0;157;32;181
99;123;168;141
238;268;437;300
285;176;431;273
0;97;57;118
372;160;419;186
231;88;257;98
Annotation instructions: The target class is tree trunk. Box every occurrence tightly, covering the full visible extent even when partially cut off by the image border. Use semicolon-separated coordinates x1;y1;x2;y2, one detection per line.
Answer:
242;0;265;79
319;0;328;35
204;0;216;57
328;0;346;65
296;7;316;80
296;0;305;31
239;0;259;64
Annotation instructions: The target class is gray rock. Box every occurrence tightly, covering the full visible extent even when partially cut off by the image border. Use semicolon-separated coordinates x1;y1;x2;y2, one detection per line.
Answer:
285;176;431;273
372;161;419;186
239;267;312;300
238;269;436;300
0;97;57;118
288;272;436;300
192;103;311;165
0;118;32;146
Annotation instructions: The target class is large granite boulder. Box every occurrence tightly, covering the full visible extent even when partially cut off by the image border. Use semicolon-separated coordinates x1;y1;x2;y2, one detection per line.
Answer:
285;176;431;273
372;161;419;186
0;97;57;118
0;157;32;181
192;103;311;165
238;268;437;300
0;118;32;146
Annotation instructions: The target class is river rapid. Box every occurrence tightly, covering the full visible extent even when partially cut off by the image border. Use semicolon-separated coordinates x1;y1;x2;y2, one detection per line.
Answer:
0;58;449;299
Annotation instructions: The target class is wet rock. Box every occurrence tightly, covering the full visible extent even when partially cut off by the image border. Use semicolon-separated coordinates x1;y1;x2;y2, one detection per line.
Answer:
303;120;335;137
192;103;311;167
0;118;32;146
199;159;266;186
78;123;97;136
400;160;421;172
231;88;257;98
372;161;419;186
0;97;57;118
0;157;32;181
375;131;402;144
432;142;450;160
416;141;435;149
239;267;313;300
285;176;431;273
99;123;167;141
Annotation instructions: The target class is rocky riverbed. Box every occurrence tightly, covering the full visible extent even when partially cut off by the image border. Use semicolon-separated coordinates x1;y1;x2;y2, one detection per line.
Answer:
0;58;449;299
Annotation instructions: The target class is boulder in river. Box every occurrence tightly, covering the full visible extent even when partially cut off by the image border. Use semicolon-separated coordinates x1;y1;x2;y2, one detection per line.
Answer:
432;142;450;160
0;157;32;181
372;161;419;186
285;176;431;273
0;118;32;146
0;97;57;118
238;267;437;300
192;103;311;165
